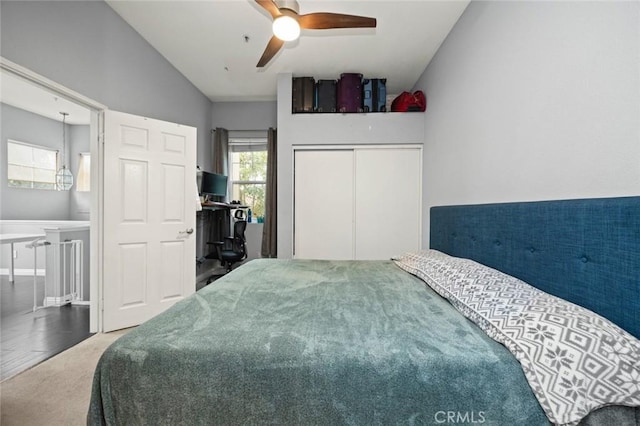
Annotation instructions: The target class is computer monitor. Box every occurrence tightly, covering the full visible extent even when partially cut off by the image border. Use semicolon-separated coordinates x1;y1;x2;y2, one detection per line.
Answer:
199;171;228;199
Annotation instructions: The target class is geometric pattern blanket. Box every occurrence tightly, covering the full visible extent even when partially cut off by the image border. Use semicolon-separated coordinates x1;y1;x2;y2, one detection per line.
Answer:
393;250;640;426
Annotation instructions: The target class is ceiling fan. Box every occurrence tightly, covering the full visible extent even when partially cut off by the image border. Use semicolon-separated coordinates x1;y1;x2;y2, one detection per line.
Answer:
255;0;377;67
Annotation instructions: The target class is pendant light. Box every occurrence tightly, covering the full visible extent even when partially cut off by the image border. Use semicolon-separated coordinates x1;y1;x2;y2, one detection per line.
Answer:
56;112;73;191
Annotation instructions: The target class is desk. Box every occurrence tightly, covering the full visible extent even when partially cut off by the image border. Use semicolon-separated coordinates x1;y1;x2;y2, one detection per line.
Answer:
201;202;248;210
0;233;46;283
197;204;248;263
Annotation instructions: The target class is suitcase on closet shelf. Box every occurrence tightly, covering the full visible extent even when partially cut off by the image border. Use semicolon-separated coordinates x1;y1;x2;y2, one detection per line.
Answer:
292;77;315;113
314;79;337;113
362;78;387;112
337;73;363;113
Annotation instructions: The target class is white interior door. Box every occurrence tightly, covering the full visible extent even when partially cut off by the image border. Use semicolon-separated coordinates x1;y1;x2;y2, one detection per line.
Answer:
294;149;354;259
354;147;422;259
103;110;196;332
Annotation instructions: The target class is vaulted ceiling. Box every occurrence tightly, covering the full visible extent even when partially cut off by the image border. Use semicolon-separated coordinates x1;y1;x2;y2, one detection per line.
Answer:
106;0;469;102
0;1;469;123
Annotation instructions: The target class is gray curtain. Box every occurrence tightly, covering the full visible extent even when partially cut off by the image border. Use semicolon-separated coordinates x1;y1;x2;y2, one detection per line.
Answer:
261;128;277;258
212;127;228;175
207;127;230;246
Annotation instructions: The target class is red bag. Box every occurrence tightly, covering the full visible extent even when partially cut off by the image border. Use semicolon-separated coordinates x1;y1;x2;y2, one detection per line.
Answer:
391;90;427;112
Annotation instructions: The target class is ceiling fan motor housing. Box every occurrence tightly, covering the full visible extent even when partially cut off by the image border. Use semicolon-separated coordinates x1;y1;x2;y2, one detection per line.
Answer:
274;0;299;14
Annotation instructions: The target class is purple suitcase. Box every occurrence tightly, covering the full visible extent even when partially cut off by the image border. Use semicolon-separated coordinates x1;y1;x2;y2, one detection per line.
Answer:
337;73;363;113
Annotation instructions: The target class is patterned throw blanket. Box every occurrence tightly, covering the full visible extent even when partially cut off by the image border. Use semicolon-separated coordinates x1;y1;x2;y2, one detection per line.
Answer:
393;250;640;426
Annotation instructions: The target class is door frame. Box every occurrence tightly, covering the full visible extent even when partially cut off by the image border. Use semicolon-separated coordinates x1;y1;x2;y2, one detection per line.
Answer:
1;57;107;332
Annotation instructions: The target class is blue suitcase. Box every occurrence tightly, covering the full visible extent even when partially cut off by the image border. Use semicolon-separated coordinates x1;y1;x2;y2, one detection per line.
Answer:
362;78;387;112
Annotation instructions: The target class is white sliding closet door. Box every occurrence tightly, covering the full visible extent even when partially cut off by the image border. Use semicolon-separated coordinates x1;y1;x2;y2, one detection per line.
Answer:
354;148;421;259
294;145;422;260
294;150;354;259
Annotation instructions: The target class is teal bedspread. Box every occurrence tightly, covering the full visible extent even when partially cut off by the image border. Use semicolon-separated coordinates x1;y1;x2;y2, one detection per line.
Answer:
88;259;550;425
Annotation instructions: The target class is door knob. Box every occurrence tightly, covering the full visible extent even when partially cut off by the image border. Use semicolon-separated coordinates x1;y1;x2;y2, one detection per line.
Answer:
185;228;194;234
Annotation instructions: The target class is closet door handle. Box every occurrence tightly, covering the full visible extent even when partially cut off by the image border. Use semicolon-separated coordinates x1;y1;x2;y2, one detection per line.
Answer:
185;228;194;235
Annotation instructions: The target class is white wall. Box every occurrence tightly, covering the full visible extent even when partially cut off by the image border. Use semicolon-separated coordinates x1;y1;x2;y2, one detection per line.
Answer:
414;1;640;246
277;73;425;258
69;124;90;221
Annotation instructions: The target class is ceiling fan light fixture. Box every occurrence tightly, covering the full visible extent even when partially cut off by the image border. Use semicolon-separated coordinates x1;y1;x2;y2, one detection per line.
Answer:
255;0;377;67
272;15;300;41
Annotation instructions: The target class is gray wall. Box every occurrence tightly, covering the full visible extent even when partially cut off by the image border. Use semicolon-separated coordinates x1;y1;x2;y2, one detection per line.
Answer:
1;103;72;220
414;1;640;246
211;101;277;130
1;103;90;220
209;101;277;171
1;0;212;166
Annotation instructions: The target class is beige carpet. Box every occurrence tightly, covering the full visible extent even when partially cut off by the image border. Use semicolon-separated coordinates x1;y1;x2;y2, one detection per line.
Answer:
1;329;131;426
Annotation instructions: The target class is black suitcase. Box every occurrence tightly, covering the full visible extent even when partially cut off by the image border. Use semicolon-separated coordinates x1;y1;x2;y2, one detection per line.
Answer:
314;79;337;113
362;78;387;112
292;77;315;113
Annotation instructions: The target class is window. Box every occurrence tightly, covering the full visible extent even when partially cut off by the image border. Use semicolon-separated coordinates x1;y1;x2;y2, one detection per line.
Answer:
228;133;267;221
7;140;58;190
76;153;91;192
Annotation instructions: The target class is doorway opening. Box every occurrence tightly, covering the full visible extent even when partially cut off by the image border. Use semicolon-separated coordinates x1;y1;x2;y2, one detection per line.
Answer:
0;57;106;379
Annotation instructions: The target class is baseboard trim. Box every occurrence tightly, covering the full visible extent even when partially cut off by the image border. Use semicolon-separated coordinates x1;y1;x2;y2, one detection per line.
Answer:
45;295;74;307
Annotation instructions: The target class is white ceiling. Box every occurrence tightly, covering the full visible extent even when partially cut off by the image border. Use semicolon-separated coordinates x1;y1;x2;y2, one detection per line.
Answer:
106;0;470;102
0;70;91;125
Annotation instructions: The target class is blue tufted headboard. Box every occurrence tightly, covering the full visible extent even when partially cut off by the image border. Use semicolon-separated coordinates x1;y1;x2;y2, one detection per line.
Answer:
430;196;640;339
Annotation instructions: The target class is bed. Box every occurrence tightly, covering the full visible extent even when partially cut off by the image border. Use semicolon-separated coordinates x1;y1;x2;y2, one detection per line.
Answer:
88;196;640;425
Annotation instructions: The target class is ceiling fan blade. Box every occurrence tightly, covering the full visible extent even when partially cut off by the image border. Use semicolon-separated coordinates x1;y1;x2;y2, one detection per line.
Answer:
255;0;281;19
299;13;376;30
257;36;285;67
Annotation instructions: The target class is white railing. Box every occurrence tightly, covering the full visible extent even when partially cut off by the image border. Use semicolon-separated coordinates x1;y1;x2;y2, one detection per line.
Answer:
26;239;84;311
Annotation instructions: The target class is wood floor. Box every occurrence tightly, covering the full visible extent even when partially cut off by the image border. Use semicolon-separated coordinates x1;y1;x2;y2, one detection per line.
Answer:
1;275;92;382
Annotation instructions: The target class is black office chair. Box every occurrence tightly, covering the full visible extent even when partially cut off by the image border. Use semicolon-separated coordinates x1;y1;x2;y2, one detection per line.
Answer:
209;217;247;274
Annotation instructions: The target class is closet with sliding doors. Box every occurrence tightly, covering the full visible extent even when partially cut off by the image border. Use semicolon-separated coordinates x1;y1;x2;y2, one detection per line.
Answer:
294;145;422;260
